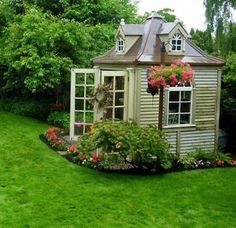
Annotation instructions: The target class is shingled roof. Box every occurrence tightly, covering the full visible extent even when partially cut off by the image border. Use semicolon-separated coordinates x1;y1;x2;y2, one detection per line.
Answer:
92;12;224;66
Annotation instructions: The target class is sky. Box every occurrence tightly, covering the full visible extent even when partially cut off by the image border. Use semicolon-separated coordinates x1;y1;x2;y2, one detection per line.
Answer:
137;0;207;32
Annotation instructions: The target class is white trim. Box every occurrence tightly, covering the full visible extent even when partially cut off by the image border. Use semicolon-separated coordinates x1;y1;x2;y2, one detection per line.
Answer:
69;68;99;141
116;37;125;53
101;70;128;121
164;86;194;127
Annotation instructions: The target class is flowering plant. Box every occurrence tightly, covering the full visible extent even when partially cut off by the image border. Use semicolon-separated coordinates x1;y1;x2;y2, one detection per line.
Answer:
44;127;67;151
147;59;194;96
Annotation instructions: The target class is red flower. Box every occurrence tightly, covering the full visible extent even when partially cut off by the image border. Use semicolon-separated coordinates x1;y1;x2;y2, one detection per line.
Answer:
216;159;224;167
47;132;58;140
55;140;62;145
92;153;101;164
68;144;77;153
230;159;236;166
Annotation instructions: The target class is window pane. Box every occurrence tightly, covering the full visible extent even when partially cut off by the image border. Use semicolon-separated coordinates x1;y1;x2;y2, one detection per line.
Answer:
115;77;124;90
85;86;94;97
180;114;190;124
181;103;190;112
104;76;114;89
104;108;113;119
168;114;179;125
86;100;93;111
75;99;84;110
85;112;93;123
169;91;179;101
75;73;85;84
177;40;181;45
177;46;181;50
74;124;84;135
75;86;84;97
115;108;124;120
75;112;83;122
169;103;179;113
115;92;124;106
86;73;94;84
85;124;92;133
181;91;191;101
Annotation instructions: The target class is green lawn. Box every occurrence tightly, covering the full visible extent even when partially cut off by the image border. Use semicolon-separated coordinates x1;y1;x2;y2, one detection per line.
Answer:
0;111;235;227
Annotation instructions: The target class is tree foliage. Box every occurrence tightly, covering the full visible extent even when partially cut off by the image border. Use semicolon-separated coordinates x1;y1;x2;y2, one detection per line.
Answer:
0;9;90;93
204;0;236;30
0;0;138;95
190;27;213;54
157;8;177;22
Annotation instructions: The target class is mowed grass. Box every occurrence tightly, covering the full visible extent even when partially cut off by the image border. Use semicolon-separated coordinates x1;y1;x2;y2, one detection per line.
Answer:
0;111;236;227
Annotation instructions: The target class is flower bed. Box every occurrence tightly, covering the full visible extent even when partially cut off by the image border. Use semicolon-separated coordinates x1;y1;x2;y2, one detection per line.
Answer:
41;125;236;174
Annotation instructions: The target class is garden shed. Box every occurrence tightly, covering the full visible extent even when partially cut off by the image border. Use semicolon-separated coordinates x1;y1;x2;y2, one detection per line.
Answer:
70;11;225;155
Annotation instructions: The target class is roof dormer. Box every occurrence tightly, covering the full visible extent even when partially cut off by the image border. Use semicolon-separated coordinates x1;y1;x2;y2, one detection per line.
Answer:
115;19;143;55
159;21;188;55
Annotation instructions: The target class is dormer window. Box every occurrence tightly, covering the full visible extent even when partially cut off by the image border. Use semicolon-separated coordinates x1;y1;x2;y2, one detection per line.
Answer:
116;37;125;52
171;33;183;52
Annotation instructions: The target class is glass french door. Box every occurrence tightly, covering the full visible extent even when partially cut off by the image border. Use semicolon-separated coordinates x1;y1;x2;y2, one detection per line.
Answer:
70;69;99;140
101;71;128;121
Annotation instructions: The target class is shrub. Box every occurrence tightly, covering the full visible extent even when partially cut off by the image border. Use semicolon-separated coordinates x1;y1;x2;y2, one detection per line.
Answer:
177;149;232;169
47;111;70;130
76;120;171;172
0;97;50;119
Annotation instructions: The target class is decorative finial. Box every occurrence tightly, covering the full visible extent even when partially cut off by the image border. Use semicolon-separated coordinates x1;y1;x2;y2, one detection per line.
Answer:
120;18;125;25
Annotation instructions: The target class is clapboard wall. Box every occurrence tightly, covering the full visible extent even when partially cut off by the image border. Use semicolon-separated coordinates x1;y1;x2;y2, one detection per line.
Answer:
137;67;220;154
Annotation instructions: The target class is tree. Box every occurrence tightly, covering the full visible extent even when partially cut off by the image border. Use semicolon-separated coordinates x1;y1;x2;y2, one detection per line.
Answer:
204;0;236;30
157;8;177;22
190;27;213;54
204;0;236;56
0;10;90;93
221;52;236;151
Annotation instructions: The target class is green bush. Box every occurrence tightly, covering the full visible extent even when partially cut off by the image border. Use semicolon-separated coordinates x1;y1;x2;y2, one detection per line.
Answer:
47;111;70;130
77;120;171;172
0;97;50;119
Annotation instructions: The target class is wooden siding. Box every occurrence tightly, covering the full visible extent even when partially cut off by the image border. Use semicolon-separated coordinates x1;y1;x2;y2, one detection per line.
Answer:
139;69;159;126
165;132;177;153
195;69;218;131
137;67;219;154
180;130;215;154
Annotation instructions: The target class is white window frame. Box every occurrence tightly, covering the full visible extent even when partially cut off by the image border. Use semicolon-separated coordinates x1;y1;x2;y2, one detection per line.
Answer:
69;69;99;140
116;37;125;52
171;33;182;52
101;71;128;121
164;86;195;127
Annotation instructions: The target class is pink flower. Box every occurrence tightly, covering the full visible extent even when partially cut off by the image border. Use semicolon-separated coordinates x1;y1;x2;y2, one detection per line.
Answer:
182;70;193;81
169;73;178;86
173;59;183;66
155;77;166;87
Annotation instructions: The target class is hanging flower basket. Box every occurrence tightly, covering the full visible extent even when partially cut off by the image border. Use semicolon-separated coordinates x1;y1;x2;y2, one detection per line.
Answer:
146;59;194;96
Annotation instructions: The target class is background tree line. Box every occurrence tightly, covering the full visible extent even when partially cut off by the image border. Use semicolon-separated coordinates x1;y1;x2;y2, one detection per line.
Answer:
0;0;236;152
